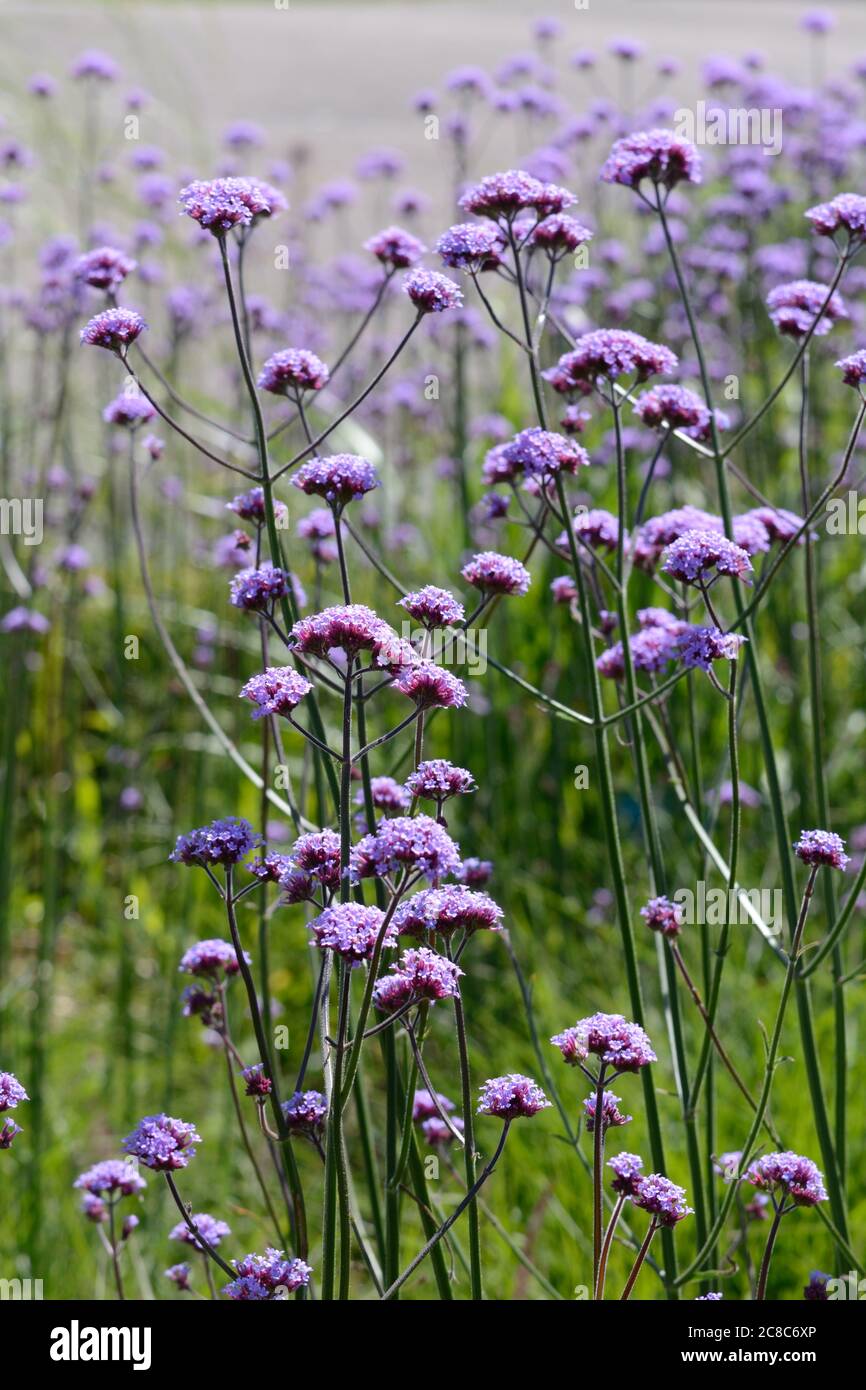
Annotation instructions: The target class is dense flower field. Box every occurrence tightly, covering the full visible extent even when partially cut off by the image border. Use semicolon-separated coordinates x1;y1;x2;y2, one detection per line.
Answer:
1;5;866;1304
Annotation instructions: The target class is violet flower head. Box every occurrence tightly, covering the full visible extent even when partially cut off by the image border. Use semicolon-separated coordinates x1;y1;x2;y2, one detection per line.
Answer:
224;1251;312;1300
354;776;411;817
80;307;146;353
608;1151;645;1195
171;1213;231;1250
641;895;684;939
403;268;463;313
835;349;866;388
179;177;286;233
677;625;747;671
281;1090;328;1139
413;1089;455;1122
229;564;291;611
102;390;156;429
435;222;506;272
178;938;250;978
398;585;465;628
633;383;713;439
569;508;619;552
74;1160;147;1197
241;1064;272;1097
461;550;531;596
695;1291;723;1301
122;1114;201;1171
744;1152;828;1207
0;1072;28;1112
458;169;576;221
766;280;847;339
171;818;261;869
500;427;590;480
422;1116;464;1147
350;814;461;882
292;453;380;508
632;1174;693;1225
392;661;468;710
75;245;136;292
600;129;701;191
309;903;395;964
71;49;119;81
365;225;426;269
805;193;866;250
258;348;330;394
528;214;593;257
374;947;463;1010
0;1120;22;1148
554;1012;657;1071
661;529;753;586
477;1074;551;1120
545;330;677;394
793;829;849;871
405;759;476;804
804;1271;831;1301
394;884;502;938
289;604;393;659
584;1090;632;1132
286;829;342;889
165;1263;192;1290
240;666;312;718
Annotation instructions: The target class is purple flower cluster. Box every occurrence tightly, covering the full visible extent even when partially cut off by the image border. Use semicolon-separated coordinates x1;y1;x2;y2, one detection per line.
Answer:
365;225;426;269
75;245;136;292
584;1090;632;1132
170;817;260;868
661;529;753;585
600;129;702;191
477;1074;551;1119
74;1160;147;1197
122;1114;202;1171
405;759;476;805
459;169;576;222
461;550;531;596
373;946;463;1011
0;1072;28;1112
281;1090;328;1139
677;625;747;671
293;454;380;508
766;280;847;339
80;307;146;352
641;895;684;938
240;666;312;718
179;938;249;978
224;1250;312;1300
793;829;849;870
350;815;461;882
258;348;330;394
179;176;286;233
608;1151;645;1195
632;1173;693;1225
403;268;463;313
392;661;467;710
435;222;506;272
744;1152;828;1207
229;564;291;611
308;903;395;964
398;586;465;628
545;330;677;394
394;885;502;938
171;1213;231;1249
550;1012;657;1071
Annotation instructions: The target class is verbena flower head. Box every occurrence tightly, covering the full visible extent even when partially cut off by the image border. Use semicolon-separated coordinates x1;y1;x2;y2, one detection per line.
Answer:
632;1174;693;1225
403;268;463;313
179;176;285;233
122;1114;201;1171
413;1089;455;1122
179;938;250;978
608;1152;645;1195
661;529;753;585
74;245;136;292
292;454;380;508
477;1074;551;1119
551;1012;656;1071
392;661;468;710
632;506;722;570
74;1159;146;1197
258;348;330;394
286;829;342;889
461;550;531;596
584;1090;632;1132
0;1119;23;1148
569;508;619;552
422;1116;464;1146
406;759;476;804
804;1271;832;1301
240;666;312;718
289;604;393;659
227;485;280;524
744;1152;828;1206
224;1251;312;1300
793;829;849;871
398;586;465;629
499;427;590;480
435;222;506;272
80;307;146;353
394;885;502;938
633;383;712;439
528;214;593;257
246;853;293;884
308;903;395;964
350;815;461;882
281;1090;328;1139
165;1263;191;1290
230;564;290;611
836;349;866;388
102;391;156;429
242;1064;272;1097
170;818;260;868
805;193;866;250
71;49;119;81
601;128;700;192
354;776;411;817
171;1213;231;1249
0;1073;28;1112
641;895;684;939
365;225;426;269
459;170;576;221
373;947;463;1011
677;625;747;670
545;330;677;394
766;280;847;339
